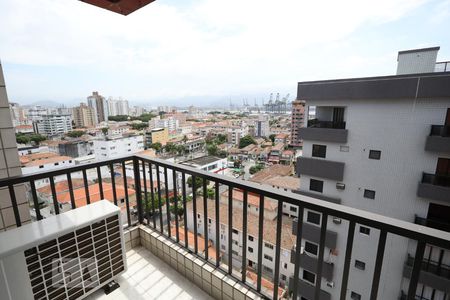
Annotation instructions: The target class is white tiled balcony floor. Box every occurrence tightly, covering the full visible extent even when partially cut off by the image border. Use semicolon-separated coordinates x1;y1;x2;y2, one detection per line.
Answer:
87;247;213;300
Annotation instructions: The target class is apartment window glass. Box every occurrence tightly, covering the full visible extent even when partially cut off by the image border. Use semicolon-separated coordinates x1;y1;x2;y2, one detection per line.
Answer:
360;226;370;235
355;260;366;270
364;189;376;199
263;266;273;274
265;243;274;250
304;241;318;256
248;235;254;242
290;206;297;212
248;247;253;253
351;292;361;300
309;179;323;193
264;254;273;262
232;229;238;234
302;270;316;284
369;150;381;160
307;211;321;225
312;144;327;158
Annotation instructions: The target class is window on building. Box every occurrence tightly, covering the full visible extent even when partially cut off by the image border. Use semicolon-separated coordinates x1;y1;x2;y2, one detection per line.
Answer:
304;241;318;256
340;145;349;152
248;247;253;253
312;144;327;158
307;211;321;225
360;226;370;235
39;165;44;168
249;235;254;242
364;189;376;199
208;218;211;224
309;179;323;193
351;292;361;300
369;150;381;160
355;260;366;270
263;266;273;275
221;245;226;250
232;229;238;234
232;250;239;256
284;263;288;269
281;274;287;281
302;270;316;284
264;254;273;261
265;243;274;250
290;206;297;212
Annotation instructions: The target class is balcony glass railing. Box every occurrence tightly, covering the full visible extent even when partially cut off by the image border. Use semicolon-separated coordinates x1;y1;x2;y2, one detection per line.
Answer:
429;125;450;137
307;119;346;129
422;172;450;187
0;154;449;300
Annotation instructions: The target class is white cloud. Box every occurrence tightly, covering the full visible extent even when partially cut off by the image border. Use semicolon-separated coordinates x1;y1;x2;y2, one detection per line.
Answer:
0;0;436;104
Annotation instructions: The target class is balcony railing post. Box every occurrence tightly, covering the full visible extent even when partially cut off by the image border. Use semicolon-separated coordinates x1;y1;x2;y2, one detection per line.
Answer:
133;157;144;224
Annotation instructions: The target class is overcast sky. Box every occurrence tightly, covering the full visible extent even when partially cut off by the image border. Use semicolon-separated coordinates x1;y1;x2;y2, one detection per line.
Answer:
0;0;449;108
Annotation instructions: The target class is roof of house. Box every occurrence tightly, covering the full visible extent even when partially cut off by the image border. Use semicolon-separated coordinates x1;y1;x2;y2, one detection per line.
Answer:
23;155;73;167
220;189;278;211
264;176;299;190
275;133;288;139
250;165;292;183
187;199;295;250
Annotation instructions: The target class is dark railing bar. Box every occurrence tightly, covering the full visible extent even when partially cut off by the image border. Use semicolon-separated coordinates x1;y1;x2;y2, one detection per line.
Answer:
241;190;248;283
121;161;131;227
228;187;233;275
148;162;156;229
340;221;356;300
66;172;76;209
82;169;90;205
141;160;149;225
292;206;304;300
156;165;163;231
164;167;171;238
109;163;118;206
272;200;283;300
256;194;265;292
314;213;328;300
29;180;42;221
407;241;426;300
134;155;450;248
203;177;208;261
215;181;220;268
181;172;188;247
49;176;59;215
8;185;21;227
133;158;143;224
173;169;179;243
370;230;387;300
192;175;198;254
96;166;104;200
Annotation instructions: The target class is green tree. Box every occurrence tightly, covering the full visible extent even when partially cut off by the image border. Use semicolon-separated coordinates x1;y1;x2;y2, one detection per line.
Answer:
239;135;256;149
16;134;30;144
101;127;109;135
249;163;265;175
108;115;129;122
217;150;227;158
131;123;148;130
207;144;218;156
216;134;227;144
142;193;165;213
176;144;186;155
164;142;177;155
150;142;162;152
67;130;85;138
29;134;47;145
269;134;276;144
187;176;209;191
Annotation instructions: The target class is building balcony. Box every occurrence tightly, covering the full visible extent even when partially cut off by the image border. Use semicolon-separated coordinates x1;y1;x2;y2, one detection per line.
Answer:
425;125;450;152
403;254;450;293
0;155;449;300
297;119;348;143
296;157;345;181
414;215;450;232
417;172;450;203
290;249;334;281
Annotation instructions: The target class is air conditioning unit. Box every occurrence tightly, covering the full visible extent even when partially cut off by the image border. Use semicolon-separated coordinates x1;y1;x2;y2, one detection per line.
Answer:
326;281;335;288
0;200;126;300
336;183;345;190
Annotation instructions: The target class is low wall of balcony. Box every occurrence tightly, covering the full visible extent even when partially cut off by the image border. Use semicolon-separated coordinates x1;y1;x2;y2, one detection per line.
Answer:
296;157;345;181
290;249;334;281
298;127;348;143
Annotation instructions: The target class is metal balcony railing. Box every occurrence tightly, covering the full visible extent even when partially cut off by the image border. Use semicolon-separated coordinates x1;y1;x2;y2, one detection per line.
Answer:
415;215;450;233
0;154;450;300
406;254;450;279
307;119;346;129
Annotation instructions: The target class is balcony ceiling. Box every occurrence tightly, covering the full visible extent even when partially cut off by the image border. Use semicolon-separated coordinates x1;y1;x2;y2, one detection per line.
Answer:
80;0;156;15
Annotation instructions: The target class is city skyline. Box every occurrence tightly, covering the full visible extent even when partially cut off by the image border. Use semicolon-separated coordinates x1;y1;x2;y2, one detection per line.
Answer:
1;0;450;106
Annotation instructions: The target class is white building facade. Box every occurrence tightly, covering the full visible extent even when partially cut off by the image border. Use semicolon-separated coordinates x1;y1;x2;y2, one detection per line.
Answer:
93;135;144;160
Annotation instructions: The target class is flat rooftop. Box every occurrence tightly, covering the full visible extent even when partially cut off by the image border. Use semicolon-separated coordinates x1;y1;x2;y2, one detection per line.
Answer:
182;156;223;167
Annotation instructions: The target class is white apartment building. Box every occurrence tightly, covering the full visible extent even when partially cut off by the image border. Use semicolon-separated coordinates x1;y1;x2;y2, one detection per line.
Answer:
227;126;248;146
107;97;129;116
150;116;179;133
33;114;73;137
93;135;144;160
255;115;270;138
294;47;450;300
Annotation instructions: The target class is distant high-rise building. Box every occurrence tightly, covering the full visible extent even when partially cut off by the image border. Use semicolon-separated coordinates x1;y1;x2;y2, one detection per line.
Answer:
290;100;305;147
72;103;97;128
107;97;129;116
87;91;107;122
255;115;270;138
